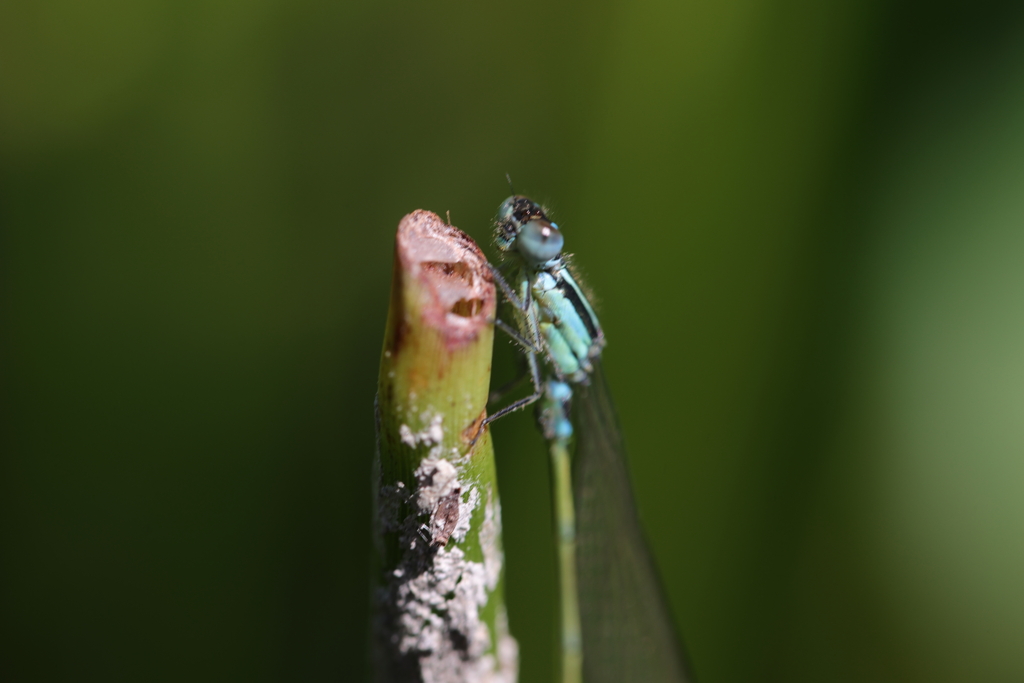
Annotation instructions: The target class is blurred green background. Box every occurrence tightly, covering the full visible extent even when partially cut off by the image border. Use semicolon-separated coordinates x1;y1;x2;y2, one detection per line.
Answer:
4;1;1024;681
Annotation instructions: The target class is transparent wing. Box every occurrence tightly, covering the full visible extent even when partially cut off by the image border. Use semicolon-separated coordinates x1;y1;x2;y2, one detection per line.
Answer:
573;361;694;683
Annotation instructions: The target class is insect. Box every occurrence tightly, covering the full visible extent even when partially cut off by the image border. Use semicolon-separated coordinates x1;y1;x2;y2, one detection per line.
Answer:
482;193;692;683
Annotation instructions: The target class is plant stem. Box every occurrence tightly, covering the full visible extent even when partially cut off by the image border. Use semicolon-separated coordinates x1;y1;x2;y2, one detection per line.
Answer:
372;210;518;683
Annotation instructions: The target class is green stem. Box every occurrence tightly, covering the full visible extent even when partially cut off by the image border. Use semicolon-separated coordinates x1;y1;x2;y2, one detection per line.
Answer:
371;210;518;682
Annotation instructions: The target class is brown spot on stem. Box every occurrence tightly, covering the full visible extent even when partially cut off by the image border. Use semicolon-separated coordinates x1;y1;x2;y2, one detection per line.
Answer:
449;297;484;317
396;211;496;348
461;409;488;444
390;319;410;355
421;260;473;284
431;487;461;548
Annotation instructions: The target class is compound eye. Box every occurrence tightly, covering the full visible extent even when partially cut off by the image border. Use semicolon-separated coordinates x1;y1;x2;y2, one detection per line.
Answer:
497;196;516;223
517;220;564;264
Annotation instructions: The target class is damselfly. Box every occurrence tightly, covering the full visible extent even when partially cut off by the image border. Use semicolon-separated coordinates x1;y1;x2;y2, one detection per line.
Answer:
480;195;692;683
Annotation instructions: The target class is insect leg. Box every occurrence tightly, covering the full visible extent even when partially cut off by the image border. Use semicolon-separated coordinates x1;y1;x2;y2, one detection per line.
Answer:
489;263;529;311
472;351;543;441
495;318;543;354
471;305;545;444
